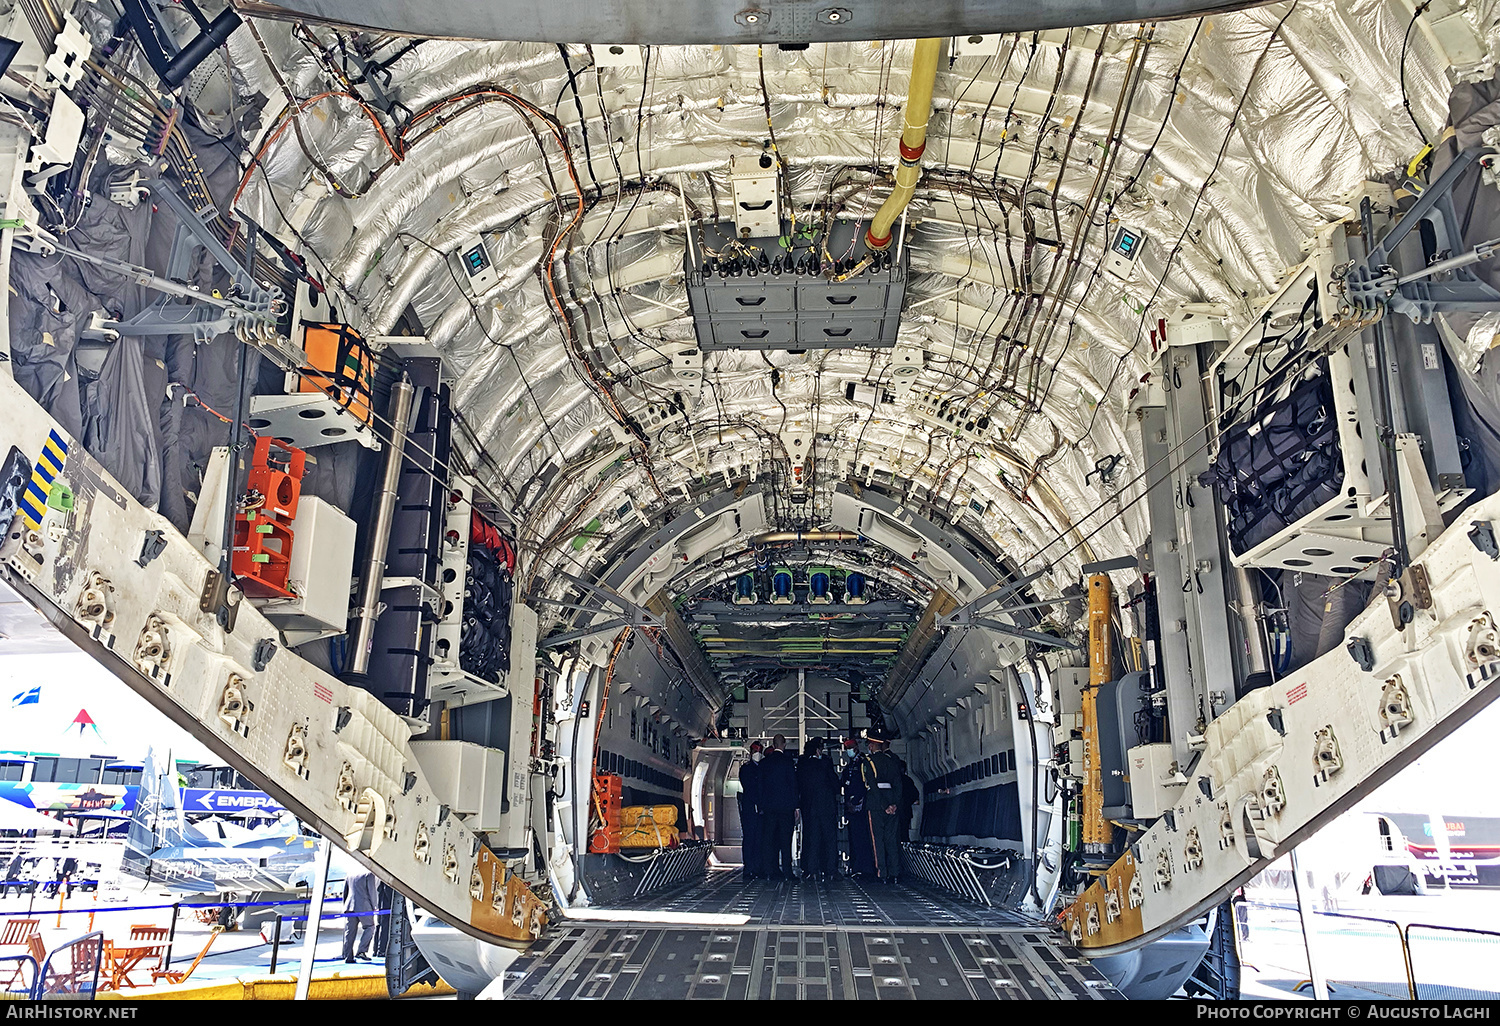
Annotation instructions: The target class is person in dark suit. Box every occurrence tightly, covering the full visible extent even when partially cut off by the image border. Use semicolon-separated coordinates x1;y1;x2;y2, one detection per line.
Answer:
759;734;798;880
738;741;765;880
342;868;379;962
797;737;840;881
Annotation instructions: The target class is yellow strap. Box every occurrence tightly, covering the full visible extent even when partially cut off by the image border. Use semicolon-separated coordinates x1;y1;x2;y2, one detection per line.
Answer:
1407;144;1434;180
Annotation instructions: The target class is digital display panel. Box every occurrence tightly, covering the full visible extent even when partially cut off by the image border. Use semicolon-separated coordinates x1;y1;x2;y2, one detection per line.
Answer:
463;243;491;277
1112;228;1141;259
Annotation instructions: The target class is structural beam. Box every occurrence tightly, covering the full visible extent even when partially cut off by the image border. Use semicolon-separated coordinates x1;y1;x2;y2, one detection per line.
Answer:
247;0;1297;47
878;588;955;709
646;590;726;712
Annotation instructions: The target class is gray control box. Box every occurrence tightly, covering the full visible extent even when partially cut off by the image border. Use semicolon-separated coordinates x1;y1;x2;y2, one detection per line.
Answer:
686;222;906;351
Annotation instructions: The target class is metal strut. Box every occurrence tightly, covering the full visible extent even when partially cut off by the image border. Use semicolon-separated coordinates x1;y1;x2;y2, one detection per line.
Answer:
73;182;282;345
535;571;663;649
1340;147;1500;322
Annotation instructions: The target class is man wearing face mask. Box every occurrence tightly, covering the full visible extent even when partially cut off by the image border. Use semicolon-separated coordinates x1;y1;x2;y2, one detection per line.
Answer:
738;741;765;880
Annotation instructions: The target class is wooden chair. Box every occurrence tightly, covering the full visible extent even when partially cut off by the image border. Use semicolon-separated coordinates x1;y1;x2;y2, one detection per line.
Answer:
0;933;44;992
151;925;223;986
97;926;171;990
0;919;39;948
127;926;169;978
39;934;101;998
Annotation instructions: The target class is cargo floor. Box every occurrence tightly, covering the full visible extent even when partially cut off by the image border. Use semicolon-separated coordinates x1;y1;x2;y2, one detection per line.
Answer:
504;924;1118;1000
503;871;1119;999
602;867;1039;928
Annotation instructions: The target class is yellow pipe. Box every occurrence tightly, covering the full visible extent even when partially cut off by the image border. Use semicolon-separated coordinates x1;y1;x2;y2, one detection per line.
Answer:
1082;574;1114;850
865;37;943;252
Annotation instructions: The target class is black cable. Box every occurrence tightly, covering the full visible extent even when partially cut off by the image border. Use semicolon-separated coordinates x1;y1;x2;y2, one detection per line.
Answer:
1025;20;1202;421
395;230;571;467
1401;2;1433;147
556;44;601;197
633;46;651;187
1081;1;1299;441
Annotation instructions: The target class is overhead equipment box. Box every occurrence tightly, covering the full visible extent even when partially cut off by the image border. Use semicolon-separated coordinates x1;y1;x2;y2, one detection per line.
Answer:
685;221;906;352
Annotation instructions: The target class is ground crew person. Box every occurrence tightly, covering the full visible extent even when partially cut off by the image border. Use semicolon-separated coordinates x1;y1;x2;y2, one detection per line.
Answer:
859;729;903;885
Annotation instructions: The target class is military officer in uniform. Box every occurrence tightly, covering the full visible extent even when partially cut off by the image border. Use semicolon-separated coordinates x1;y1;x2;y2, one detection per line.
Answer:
858;728;903;885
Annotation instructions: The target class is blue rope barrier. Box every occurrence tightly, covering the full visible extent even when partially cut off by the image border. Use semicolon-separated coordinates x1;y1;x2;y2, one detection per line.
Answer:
0;896;379;917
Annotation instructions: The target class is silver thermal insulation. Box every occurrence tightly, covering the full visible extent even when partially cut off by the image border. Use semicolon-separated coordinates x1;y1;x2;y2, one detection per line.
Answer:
107;3;1500;627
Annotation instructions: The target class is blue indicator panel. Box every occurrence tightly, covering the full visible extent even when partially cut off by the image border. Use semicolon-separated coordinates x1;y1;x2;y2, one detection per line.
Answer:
463;242;492;277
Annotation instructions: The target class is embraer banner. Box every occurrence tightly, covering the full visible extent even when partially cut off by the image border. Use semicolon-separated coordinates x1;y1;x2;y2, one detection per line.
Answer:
181;789;285;816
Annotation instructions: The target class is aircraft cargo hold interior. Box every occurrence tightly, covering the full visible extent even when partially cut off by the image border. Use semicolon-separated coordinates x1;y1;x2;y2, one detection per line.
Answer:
1;0;1500;1003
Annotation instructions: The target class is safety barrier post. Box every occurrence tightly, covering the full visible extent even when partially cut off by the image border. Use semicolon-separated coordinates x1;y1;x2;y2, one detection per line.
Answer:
295;837;332;1001
1288;849;1329;1000
270;913;282;974
163;901;180;972
54;888;63;928
1399;925;1417;1000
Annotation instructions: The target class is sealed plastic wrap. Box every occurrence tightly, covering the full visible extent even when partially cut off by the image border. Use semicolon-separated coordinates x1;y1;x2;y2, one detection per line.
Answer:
620;805;678;827
618;824;680;849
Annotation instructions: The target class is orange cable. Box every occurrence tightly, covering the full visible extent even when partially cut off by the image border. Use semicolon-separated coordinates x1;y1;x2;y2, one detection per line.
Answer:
232;91;400;206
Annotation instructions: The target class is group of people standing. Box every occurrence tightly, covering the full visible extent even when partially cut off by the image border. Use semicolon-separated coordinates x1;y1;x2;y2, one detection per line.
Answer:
737;729;918;885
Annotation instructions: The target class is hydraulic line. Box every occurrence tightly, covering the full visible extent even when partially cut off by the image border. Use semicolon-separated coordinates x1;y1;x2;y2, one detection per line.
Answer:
751;531;860;544
866;38;942;251
349;374;416;676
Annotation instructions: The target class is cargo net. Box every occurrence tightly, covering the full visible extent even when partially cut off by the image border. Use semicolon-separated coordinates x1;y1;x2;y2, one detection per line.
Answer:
1210;351;1344;556
461;512;516;682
